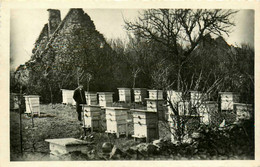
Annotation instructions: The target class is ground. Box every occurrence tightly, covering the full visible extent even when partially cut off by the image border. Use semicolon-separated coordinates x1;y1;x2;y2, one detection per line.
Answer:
10;104;254;161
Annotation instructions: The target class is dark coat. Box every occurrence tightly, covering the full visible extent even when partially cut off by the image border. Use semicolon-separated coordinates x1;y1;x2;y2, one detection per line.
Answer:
73;88;86;105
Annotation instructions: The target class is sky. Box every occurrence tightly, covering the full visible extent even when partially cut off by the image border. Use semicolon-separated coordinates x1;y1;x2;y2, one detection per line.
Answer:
10;9;254;70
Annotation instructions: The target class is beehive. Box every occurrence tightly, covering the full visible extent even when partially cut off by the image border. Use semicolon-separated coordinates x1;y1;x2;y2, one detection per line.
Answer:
147;90;163;100
177;100;190;116
85;92;97;105
145;98;165;120
97;92;114;107
81;104;101;132
198;101;218;125
219;92;240;111
61;89;76;105
10;93;20;110
234;103;253;121
133;88;147;103
105;107;129;138
131;109;159;142
24;95;40;116
167;90;182;120
189;91;203;108
117;88;131;103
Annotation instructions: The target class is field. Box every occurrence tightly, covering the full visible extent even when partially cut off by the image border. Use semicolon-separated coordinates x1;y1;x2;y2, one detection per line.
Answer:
10;103;254;161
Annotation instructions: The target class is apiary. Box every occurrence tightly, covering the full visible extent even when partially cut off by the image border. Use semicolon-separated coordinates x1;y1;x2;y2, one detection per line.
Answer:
198;101;218;125
189;91;203;108
24;95;40;116
105;107;129;138
117;88;131;103
131;109;159;142
145;98;165;120
219;92;240;111
148;90;163;100
85;92;97;105
45;138;90;158
61;89;76;105
10;93;20;110
234;103;253;121
81;104;101;132
133;88;147;103
97;92;114;107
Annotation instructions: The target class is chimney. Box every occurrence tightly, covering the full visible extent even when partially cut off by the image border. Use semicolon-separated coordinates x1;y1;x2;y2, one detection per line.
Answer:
47;9;61;36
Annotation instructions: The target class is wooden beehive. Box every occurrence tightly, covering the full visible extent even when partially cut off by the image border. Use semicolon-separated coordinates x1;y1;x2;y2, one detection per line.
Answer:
118;88;131;103
167;90;182;120
133;88;147;103
198;101;218;125
85;92;97;105
61;89;76;105
81;104;101;132
147;90;163;100
234;103;253;121
145;98;165;120
97;92;114;107
10;93;20;110
219;92;240;111
131;109;159;142
105;107;129;138
24;95;40;116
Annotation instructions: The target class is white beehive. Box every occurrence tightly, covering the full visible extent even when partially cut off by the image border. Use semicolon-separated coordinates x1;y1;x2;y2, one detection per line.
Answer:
61;89;76;105
131;109;159;142
81;105;101;132
24;95;40;116
10;93;20;110
234;103;253;121
85;92;97;105
145;98;165;120
148;90;163;100
219;92;240;111
133;88;147;103
118;88;131;103
198;101;218;125
97;92;114;107
105;107;129;138
189;91;203;108
167;90;182;119
177;100;190;116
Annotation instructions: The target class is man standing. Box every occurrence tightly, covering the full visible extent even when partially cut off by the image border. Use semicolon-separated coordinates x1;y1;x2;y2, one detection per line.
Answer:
73;84;87;122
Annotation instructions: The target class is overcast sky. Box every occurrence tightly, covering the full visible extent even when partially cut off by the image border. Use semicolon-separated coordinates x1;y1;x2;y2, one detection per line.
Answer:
10;9;254;70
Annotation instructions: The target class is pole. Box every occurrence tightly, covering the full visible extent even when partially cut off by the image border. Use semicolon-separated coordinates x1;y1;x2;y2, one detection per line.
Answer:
19;86;23;155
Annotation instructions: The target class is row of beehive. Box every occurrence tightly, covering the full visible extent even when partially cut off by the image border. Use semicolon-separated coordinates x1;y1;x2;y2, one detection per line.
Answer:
81;104;158;142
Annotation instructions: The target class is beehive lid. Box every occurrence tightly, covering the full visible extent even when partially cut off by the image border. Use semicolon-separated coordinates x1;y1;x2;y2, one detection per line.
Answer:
147;89;163;92
23;95;40;98
132;88;147;90
97;92;114;95
117;88;131;90
219;92;239;95
233;103;253;107
80;104;101;108
45;138;90;146
86;91;97;94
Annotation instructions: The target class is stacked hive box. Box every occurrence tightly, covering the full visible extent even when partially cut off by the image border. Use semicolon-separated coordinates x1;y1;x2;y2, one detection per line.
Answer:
167;90;182;120
234;103;253;121
61;89;76;105
189;91;203;108
24;95;40;116
118;88;131;103
145;90;164;120
85;92;97;105
97;92;114;107
219;92;240;111
81;105;101;132
10;93;20;110
133;88;147;103
177;100;191;116
131;109;159;142
198;101;218;125
105;107;129;138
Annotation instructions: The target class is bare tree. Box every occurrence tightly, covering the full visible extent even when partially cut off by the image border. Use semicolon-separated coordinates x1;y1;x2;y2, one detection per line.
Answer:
125;9;237;90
